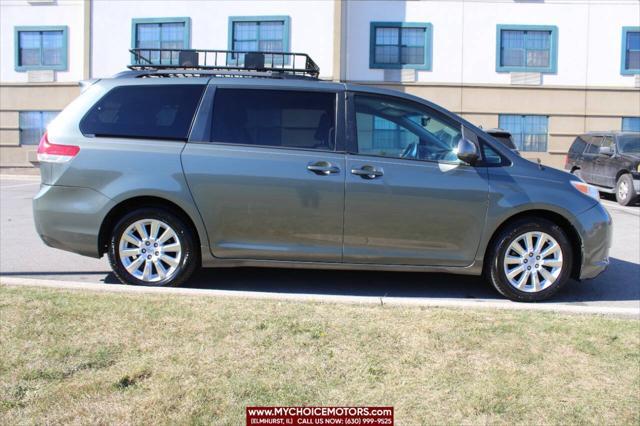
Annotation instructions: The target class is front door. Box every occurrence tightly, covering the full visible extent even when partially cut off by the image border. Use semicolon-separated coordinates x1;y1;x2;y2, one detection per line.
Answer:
343;93;489;266
182;87;345;262
581;135;602;185
593;135;616;187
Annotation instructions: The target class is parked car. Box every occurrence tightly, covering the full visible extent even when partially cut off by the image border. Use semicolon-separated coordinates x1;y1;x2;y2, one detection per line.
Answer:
486;128;520;154
32;50;611;302
565;132;640;206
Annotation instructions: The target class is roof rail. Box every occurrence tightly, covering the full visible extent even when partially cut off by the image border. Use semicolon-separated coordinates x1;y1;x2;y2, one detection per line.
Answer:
126;48;320;79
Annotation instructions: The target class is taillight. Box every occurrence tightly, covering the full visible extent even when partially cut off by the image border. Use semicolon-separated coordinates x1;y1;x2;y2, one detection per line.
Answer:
37;132;80;163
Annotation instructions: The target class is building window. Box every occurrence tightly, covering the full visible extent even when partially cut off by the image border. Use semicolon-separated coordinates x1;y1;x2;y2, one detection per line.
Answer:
19;111;59;145
496;25;558;73
622;117;640;132
498;115;548;152
370;22;432;70
621;27;640;75
14;26;67;71
131;18;191;65
228;16;290;64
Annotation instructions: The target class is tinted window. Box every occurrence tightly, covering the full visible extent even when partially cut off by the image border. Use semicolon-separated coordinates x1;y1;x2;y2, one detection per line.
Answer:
569;136;588;154
601;136;614;150
482;142;503;165
80;85;205;141
211;89;336;151
354;94;462;163
585;136;603;154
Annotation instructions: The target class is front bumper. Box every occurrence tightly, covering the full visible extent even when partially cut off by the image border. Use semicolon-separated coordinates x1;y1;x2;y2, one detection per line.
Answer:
575;202;612;280
33;184;113;258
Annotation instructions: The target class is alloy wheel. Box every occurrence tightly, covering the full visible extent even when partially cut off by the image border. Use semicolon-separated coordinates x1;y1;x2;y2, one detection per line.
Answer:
618;180;629;201
503;231;563;293
118;219;182;282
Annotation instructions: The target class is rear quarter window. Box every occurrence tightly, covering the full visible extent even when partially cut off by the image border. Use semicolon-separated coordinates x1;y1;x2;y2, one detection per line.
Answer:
80;85;205;141
569;136;588;154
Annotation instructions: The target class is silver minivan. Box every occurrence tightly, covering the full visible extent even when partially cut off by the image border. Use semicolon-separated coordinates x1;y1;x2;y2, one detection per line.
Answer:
33;50;611;302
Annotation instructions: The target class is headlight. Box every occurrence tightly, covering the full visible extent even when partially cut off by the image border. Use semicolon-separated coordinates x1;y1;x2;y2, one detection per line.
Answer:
570;181;600;202
636;163;640;173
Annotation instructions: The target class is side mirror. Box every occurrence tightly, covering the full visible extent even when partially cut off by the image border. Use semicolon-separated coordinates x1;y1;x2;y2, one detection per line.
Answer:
598;146;613;156
457;138;479;165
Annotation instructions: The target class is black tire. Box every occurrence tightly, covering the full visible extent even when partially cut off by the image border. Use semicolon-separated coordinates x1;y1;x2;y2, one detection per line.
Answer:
571;168;581;179
107;208;199;286
615;173;637;206
485;217;573;302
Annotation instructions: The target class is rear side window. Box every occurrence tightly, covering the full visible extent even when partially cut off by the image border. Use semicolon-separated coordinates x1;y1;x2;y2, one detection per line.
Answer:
211;89;336;151
569;136;588;154
80;85;205;141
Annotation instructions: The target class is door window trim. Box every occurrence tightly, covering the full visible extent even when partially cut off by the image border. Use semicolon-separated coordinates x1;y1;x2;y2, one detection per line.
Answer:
188;86;344;154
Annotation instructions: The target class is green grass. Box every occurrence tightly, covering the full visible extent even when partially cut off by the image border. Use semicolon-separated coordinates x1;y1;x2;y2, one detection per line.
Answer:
1;285;638;425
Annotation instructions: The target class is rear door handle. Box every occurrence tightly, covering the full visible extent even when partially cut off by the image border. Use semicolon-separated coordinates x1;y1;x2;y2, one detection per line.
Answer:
351;165;384;179
307;161;340;175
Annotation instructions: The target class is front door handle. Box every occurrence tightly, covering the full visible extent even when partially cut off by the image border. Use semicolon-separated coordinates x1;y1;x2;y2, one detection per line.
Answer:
307;161;340;175
351;165;384;179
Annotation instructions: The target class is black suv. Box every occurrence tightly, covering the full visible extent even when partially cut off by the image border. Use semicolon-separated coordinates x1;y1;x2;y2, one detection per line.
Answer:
565;132;640;206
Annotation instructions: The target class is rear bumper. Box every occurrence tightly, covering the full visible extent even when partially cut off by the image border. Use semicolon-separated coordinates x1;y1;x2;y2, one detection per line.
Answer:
575;202;612;280
33;184;113;258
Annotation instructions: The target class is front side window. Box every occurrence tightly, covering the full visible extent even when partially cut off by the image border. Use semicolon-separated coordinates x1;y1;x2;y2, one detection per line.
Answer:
622;116;640;132
370;22;432;70
228;16;290;65
80;85;205;141
132;18;190;65
498;115;548;152
496;25;557;73
584;136;603;154
211;89;336;151
354;94;462;162
19;111;59;145
15;26;67;71
621;27;640;75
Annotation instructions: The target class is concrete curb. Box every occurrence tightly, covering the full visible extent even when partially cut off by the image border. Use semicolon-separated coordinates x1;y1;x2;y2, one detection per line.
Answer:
2;276;638;318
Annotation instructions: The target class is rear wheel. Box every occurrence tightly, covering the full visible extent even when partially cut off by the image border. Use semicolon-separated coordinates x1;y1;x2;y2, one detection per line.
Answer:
615;174;637;206
571;168;581;179
486;218;573;302
108;208;199;286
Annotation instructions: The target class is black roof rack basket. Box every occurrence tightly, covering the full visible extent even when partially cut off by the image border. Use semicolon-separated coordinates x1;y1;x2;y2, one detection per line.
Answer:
128;48;320;79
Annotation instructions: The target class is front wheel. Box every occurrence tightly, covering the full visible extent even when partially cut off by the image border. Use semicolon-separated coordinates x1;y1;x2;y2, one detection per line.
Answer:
615;174;637;206
108;208;199;286
486;218;573;302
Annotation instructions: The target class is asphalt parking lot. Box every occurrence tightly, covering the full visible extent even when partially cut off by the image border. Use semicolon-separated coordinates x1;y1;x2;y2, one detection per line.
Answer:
1;174;638;313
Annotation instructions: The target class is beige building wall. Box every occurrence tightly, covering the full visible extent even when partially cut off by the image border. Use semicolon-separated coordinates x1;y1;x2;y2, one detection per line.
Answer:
0;0;89;168
0;84;80;167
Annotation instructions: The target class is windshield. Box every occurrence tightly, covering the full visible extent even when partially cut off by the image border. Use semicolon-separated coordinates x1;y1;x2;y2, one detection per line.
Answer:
618;135;640;153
